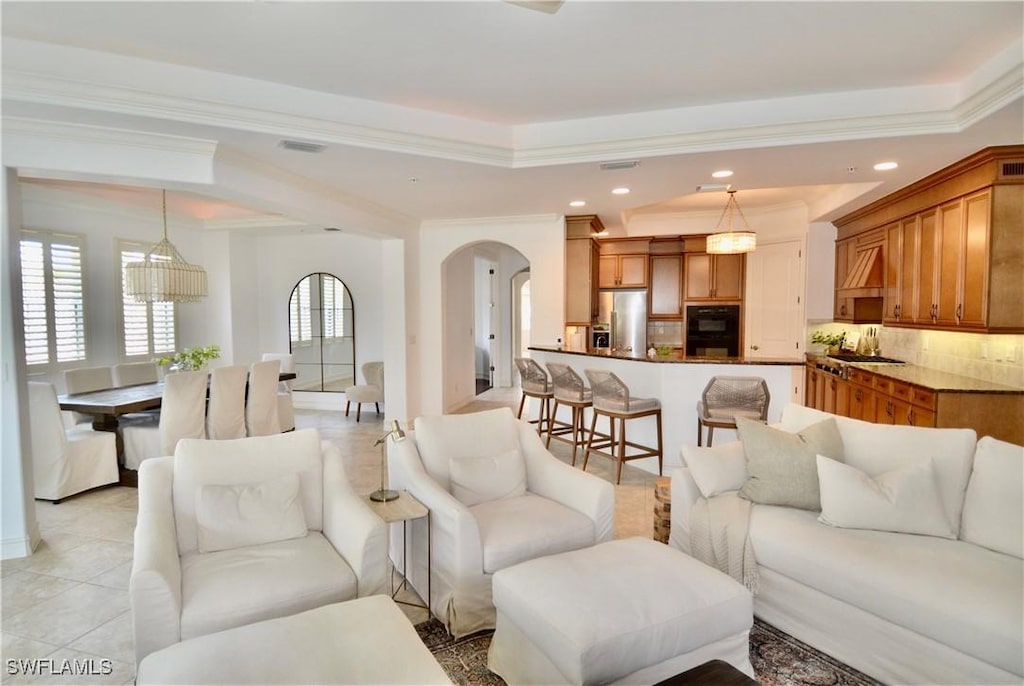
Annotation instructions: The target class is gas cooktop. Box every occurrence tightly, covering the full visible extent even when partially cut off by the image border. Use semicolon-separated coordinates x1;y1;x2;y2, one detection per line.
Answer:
827;352;905;364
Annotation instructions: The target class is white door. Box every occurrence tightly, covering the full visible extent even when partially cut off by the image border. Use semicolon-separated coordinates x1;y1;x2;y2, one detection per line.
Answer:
745;240;805;359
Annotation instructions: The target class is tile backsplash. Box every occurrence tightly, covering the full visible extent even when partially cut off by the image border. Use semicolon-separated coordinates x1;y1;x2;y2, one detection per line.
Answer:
808;322;1024;389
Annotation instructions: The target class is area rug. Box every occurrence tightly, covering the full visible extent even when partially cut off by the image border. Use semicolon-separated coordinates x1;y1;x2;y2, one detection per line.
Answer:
415;618;881;686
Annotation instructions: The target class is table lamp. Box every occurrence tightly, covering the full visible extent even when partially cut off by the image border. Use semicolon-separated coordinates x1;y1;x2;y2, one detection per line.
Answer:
370;419;405;502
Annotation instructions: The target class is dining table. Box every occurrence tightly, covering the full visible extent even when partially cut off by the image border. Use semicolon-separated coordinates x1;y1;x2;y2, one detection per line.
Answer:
58;372;297;486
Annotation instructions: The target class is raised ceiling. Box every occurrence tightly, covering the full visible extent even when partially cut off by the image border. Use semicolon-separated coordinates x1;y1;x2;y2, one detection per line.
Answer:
2;1;1022;233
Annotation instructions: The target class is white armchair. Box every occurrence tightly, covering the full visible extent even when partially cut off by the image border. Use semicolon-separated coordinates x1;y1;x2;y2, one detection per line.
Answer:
129;428;388;664
388;407;615;637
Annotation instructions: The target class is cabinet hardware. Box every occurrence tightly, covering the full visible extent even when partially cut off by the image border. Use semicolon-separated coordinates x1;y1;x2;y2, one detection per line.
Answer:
840;304;847;316
956;303;962;321
750;344;759;351
909;409;916;425
894;304;901;319
855;390;862;401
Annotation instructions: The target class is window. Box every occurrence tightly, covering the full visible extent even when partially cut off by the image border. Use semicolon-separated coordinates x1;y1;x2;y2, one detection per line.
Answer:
19;230;87;367
118;241;177;359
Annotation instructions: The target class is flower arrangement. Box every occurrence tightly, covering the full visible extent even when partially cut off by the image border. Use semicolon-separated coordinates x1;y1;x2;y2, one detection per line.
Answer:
156;345;221;371
811;331;846;351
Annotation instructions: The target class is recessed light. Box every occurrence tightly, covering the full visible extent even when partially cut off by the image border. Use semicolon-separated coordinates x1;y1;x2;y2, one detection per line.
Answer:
569;200;587;207
611;187;630;195
873;161;898;171
711;170;734;178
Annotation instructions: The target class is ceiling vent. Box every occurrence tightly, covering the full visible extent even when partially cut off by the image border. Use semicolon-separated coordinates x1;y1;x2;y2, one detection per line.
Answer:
998;159;1024;179
600;160;640;171
695;183;732;193
278;139;327;154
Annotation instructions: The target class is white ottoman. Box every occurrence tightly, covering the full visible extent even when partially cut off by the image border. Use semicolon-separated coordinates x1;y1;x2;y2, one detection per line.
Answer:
137;596;451;685
487;537;753;685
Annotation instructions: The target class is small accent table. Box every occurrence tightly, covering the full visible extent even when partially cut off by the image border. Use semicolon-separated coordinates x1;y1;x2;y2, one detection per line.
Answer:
364;490;431;611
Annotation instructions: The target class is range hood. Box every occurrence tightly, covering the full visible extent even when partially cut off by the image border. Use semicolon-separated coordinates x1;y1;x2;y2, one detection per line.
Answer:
839;246;883;297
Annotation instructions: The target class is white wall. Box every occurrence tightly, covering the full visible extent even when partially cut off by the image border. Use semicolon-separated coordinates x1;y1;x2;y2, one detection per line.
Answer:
443;248;477;410
806;222;838;322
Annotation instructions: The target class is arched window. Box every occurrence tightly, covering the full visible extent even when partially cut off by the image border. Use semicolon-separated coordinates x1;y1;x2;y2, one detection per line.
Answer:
288;273;354;392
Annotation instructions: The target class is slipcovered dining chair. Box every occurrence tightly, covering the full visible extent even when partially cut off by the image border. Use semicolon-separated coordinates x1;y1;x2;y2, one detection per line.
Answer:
387;407;615;638
112;362;159;387
696;376;770;446
206;365;248;440
261;352;295;432
129;428;388;664
246;359;281;436
123;370;208;470
344;361;383;422
64;365;114;426
27;381;119;502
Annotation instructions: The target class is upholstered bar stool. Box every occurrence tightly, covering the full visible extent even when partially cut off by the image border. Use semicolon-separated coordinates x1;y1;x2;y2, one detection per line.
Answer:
696;376;770;446
545;362;604;466
514;357;553;437
582;369;663;485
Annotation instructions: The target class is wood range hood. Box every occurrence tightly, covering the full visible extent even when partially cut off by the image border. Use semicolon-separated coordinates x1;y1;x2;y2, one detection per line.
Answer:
838;245;883;297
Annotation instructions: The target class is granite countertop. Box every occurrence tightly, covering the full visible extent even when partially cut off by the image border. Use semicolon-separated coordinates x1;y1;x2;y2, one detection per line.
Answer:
529;346;803;366
805;353;1024;394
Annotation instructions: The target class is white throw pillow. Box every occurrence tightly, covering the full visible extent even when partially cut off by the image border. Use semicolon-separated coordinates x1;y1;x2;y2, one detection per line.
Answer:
449;448;527;507
681;442;748;498
817;455;955;538
196;472;308;553
960;436;1024;558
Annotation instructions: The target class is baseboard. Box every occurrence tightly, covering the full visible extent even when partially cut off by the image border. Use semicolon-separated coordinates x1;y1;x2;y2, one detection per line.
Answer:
293;391;347;411
2;523;40;560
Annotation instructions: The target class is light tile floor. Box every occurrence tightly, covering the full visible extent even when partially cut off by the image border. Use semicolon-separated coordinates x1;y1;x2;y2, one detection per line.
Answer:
0;388;657;684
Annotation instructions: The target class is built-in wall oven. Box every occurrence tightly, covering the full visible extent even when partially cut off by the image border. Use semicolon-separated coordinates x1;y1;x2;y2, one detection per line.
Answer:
685;305;741;357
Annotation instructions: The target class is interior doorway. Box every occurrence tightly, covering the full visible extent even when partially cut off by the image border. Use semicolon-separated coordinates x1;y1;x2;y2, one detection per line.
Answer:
512;269;531;366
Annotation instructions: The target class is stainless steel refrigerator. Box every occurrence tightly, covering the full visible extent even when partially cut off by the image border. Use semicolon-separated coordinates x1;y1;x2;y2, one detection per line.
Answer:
598;290;647;354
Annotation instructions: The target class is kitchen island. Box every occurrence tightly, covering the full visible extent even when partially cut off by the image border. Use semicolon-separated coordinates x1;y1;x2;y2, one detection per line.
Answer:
527;346;803;475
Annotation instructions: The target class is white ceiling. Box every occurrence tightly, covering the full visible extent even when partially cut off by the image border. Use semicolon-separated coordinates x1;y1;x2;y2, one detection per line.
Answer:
2;1;1022;233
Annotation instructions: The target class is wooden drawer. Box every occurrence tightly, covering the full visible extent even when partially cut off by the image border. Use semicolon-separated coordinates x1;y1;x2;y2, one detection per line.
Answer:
847;368;874;387
873;376;894;394
911;387;937;411
892;381;912;402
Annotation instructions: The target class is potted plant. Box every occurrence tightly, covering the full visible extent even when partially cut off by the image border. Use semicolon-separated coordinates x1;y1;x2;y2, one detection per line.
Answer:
156;345;221;372
811;331;845;354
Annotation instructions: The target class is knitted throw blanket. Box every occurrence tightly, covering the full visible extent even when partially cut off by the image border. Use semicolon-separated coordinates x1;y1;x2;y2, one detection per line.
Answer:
689;492;759;594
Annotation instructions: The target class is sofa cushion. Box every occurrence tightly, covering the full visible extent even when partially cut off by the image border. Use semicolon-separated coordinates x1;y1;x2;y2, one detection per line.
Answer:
817;455;954;538
196;473;308;553
737;417;844;510
449;448;526;507
961;436;1024;559
751;504;1024;675
180;532;355;641
471;494;594;574
681;441;747;498
414;408;521;492
778;403;976;535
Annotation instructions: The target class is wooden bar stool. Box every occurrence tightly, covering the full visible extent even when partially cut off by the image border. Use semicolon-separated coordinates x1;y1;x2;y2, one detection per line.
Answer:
696;376;770;446
514;357;553;437
582;369;663;485
544;362;607;466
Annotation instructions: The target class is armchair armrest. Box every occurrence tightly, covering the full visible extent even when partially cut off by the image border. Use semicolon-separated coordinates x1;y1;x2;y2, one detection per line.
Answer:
388;435;484;578
321;442;387;597
669;467;702;554
129;456;182;665
518;423;615;543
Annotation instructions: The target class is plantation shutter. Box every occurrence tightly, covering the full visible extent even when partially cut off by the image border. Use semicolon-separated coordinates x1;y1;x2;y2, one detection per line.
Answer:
19;232;87;367
119;242;177;357
20;240;50;365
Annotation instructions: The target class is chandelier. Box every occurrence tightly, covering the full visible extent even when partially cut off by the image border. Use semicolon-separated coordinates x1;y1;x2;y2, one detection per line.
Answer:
124;190;207;303
706;190;757;255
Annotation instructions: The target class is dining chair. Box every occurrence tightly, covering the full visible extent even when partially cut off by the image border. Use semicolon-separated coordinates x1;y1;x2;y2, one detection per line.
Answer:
246;359;281;436
206;365;248;440
64;365;115;426
112;361;159;387
123;370;208;470
28;381;119;502
261;352;295;432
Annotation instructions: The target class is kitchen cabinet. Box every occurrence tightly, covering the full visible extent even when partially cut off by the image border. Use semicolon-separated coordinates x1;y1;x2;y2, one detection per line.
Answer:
599;254;647;288
649;254;684;319
685;252;743;301
564;216;602;326
835;229;884;322
834;238;856;321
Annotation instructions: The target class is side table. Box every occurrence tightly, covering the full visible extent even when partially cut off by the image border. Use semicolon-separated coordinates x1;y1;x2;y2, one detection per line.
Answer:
364;490;431;611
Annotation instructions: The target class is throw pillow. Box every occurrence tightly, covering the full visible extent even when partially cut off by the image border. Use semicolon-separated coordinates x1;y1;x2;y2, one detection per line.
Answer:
817;455;955;538
959;436;1024;558
449;448;527;507
737;416;844;510
196;472;308;553
682;441;748;498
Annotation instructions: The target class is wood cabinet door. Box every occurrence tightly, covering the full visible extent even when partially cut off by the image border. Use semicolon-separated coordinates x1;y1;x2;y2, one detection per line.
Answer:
891;397;912;426
883;222;902;323
712;254;744;300
805;366;816;408
908;405;936;427
814;370;826;410
685;253;713;299
915;209;938;323
565;238;594;325
958;190;991;328
649;255;683;318
835;378;851;417
834;239;853;320
849;384;865;420
935;199;963;326
823;376;837;414
898;217;919;324
598;255;618;288
618;255;648;288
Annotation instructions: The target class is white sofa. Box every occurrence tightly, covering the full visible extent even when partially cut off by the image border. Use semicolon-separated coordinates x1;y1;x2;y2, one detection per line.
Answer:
670;403;1024;685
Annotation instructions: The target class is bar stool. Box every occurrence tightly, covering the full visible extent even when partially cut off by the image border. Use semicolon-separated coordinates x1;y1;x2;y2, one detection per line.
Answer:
696;376;770;446
514;358;553;437
544;362;604;466
582;369;663;485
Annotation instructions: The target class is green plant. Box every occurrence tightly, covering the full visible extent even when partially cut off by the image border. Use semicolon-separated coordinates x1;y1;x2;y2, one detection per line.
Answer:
811;331;846;348
656;345;674;357
156;344;221;371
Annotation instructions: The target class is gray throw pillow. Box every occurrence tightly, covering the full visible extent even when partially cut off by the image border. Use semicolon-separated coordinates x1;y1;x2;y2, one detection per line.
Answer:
737;417;844;510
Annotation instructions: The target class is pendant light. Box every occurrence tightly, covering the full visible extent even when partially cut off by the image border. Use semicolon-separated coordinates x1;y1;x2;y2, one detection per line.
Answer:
124;190;208;303
706;190;757;254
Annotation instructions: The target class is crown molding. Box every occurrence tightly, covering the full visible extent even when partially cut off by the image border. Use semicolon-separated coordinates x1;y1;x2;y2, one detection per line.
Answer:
954;66;1024;129
2;117;218;156
421;213;562;229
